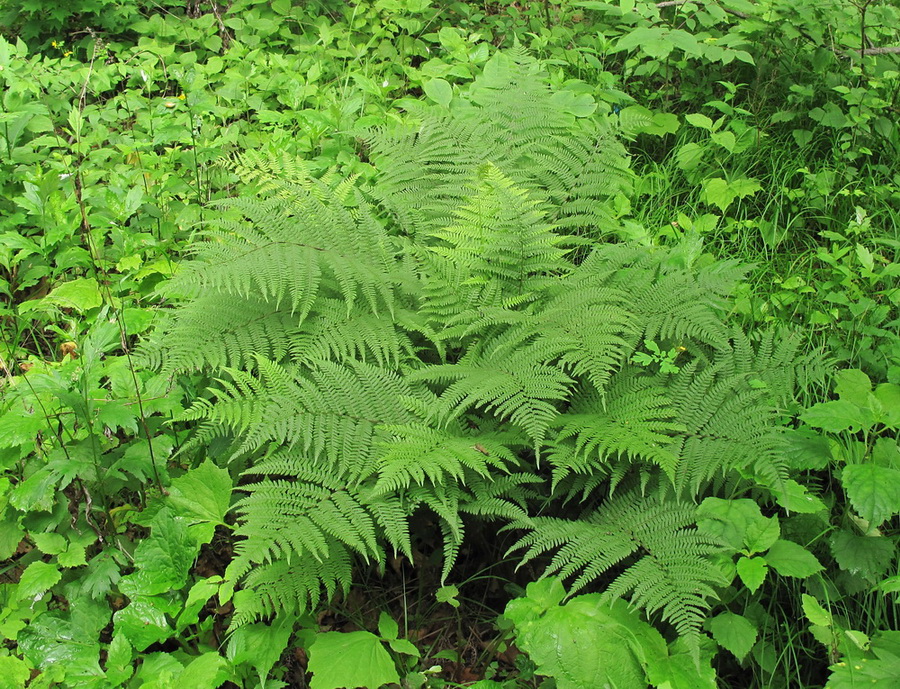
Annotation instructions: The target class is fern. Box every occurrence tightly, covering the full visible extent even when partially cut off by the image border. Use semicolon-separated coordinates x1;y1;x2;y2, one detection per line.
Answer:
508;487;727;640
152;49;816;638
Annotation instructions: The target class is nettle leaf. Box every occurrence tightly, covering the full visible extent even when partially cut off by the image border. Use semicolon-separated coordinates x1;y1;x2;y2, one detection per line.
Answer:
307;631;399;689
764;540;823;578
707;612;757;661
16;561;61;602
118;509;198;597
835;369;872;407
841;464;900;528
801;594;832;628
735;556;768;593
168;460;233;542
830;530;894;579
0;654;31;688
697;498;773;553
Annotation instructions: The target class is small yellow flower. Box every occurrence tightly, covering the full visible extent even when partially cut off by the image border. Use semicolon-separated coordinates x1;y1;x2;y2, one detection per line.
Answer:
63;51;73;57
177;93;186;100
51;40;60;48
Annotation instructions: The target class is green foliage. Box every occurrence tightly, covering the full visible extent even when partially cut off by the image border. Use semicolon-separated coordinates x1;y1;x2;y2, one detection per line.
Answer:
503;577;717;689
149;49;819;659
1;0;898;686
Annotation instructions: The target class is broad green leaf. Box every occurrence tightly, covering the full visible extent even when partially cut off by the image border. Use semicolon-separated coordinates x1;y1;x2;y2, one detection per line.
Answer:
118;510;197;597
764;540;823;578
423;78;452;107
16;561;61;602
707;612;757;660
646;642;717;689
32;532;66;555
710;130;736;152
841;464;900;527
769;479;826;514
506;583;667;689
697;498;764;551
675;142;705;170
701;177;733;213
801;400;874;433
736;556;768;593
835;369;872;407
227;618;294;686
308;631;399;689
0;518;23;560
685;113;714;130
179;652;230;688
43;277;103;312
801;594;832;627
729;177;761;199
874;384;900;429
105;634;134;687
388;638;420;656
0;655;31;689
378;611;398;640
830;530;894;578
168;460;233;533
744;514;780;555
178;576;224;630
113;597;172;651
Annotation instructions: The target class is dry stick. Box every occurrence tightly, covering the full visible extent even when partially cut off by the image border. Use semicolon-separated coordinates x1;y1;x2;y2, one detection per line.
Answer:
860;46;900;55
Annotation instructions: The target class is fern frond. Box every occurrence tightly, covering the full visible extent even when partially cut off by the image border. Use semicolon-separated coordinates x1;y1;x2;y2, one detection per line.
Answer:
372;425;516;496
509;489;726;639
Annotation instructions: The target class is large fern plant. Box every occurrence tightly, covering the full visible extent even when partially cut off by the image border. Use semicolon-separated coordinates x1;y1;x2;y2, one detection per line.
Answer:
148;49;815;642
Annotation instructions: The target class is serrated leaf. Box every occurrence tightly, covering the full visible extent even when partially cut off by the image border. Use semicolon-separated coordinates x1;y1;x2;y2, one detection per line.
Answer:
227;618;293;686
505;583;666;689
708;612;757;660
43;278;103;312
835;369;872;407
675;142;705;170
710;130;736;152
308;631;399;689
180;652;230;688
701;177;733;213
744;514;780;555
801;594;832;627
118;510;197;597
685;113;714;130
32;532;66;555
168;460;233;531
0;655;31;689
16;561;61;602
842;464;900;528
736;556;768;593
764;540;823;578
770;479;826;514
830;530;894;578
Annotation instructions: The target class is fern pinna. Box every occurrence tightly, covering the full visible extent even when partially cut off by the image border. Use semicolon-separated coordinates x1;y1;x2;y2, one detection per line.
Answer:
150;49;813;642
